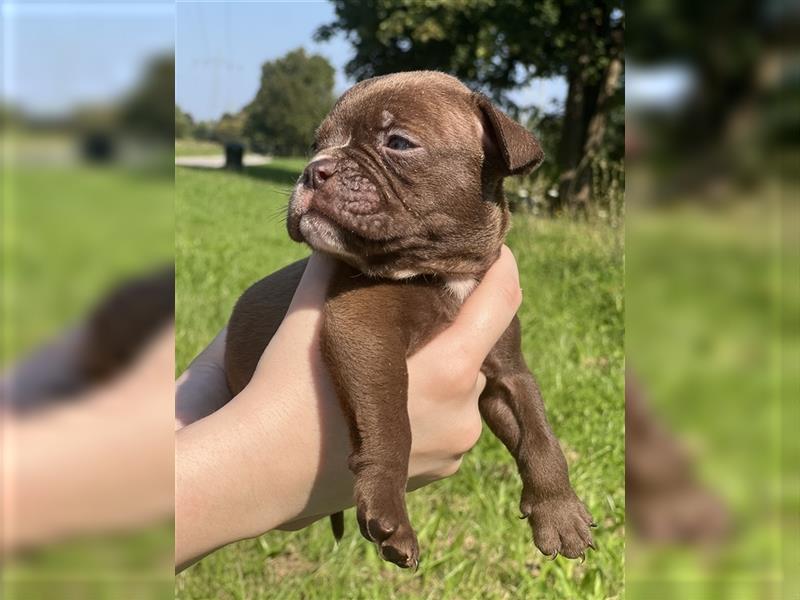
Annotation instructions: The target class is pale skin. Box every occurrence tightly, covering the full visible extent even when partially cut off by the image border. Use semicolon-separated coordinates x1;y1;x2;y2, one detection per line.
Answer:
1;326;175;555
175;246;522;571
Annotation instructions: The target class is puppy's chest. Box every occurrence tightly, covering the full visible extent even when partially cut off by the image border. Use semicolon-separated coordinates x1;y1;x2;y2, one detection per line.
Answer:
406;280;475;354
324;274;477;356
444;276;478;304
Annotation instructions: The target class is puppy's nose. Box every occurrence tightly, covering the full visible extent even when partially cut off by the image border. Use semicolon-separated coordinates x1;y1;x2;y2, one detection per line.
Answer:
303;158;335;190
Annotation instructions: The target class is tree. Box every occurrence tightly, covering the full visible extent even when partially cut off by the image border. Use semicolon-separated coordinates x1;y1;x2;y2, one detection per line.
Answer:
175;105;194;139
119;53;175;142
244;49;335;156
627;0;762;186
316;0;624;213
192;120;215;141
214;111;247;143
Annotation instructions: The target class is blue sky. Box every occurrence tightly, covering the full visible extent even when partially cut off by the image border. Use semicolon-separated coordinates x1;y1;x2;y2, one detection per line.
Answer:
1;1;174;116
626;62;695;111
177;1;351;121
176;1;568;122
1;1;569;119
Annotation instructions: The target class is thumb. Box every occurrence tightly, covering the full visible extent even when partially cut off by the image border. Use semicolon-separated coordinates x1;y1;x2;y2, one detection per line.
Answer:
435;245;522;373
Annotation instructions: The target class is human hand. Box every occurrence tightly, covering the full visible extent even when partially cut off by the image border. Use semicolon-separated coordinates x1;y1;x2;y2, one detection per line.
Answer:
4;325;175;554
175;247;521;569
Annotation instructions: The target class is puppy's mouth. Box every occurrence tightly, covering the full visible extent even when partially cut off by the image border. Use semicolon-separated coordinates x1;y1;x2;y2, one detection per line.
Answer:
286;167;432;279
296;210;359;260
287;180;394;256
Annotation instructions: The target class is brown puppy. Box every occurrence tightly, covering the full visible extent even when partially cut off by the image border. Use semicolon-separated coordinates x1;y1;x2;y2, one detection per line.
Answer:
225;71;594;569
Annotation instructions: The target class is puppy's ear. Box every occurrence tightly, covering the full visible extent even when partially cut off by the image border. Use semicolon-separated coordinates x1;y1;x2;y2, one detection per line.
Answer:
474;92;544;176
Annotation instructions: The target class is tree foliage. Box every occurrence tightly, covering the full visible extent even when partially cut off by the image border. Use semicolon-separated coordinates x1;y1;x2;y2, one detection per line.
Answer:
119;54;175;142
317;1;624;213
243;49;335;156
214;111;247;143
175;105;194;139
317;0;621;103
628;0;760;153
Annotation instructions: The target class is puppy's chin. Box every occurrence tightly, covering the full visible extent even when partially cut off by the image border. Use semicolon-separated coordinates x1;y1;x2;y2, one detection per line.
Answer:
298;212;360;264
297;213;417;279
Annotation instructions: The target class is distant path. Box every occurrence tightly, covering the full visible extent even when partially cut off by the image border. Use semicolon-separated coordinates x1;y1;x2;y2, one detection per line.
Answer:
175;154;272;168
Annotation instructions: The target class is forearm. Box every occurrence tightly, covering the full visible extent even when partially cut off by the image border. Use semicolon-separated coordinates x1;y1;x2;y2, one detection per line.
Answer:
175;387;344;571
175;328;230;430
172;250;520;571
3;369;173;553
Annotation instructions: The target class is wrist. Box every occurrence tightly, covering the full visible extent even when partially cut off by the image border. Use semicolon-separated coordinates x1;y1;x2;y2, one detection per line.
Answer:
175;390;320;569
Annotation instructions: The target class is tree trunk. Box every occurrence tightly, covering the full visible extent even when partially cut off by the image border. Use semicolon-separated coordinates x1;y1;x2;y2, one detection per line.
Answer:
571;54;623;213
554;69;589;215
554;6;623;216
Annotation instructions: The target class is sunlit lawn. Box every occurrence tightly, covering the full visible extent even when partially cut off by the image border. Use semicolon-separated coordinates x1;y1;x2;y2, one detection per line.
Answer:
175;159;625;599
625;202;798;600
1;163;174;600
175;138;226;157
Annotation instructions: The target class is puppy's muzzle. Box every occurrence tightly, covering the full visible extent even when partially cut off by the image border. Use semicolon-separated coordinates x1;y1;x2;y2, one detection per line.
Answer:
302;157;336;190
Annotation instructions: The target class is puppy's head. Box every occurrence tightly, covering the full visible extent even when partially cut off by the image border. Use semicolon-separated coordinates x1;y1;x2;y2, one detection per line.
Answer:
287;71;543;279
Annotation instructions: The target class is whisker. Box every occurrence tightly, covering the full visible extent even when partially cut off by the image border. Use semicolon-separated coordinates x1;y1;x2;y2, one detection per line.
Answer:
267;186;294;196
265;206;288;224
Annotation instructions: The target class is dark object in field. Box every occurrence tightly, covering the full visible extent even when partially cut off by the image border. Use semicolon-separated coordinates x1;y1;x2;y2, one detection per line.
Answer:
3;265;174;414
79;265;175;383
225;142;244;170
625;371;730;543
224;72;594;569
81;130;116;164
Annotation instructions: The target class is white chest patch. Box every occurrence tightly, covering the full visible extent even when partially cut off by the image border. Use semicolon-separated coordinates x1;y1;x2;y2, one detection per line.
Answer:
389;269;420;280
445;277;477;304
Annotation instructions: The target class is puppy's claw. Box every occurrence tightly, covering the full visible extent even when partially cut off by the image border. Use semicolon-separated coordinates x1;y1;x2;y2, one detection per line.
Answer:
579;552;586;564
589;521;598;528
548;551;559;561
588;542;597;551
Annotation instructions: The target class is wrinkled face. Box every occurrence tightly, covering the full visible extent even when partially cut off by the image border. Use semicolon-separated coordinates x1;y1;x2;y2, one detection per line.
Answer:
287;71;539;279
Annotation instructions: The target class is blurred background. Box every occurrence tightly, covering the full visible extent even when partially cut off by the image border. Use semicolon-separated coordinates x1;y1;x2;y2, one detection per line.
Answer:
2;0;797;598
1;1;174;599
625;0;798;599
175;0;624;220
175;1;624;599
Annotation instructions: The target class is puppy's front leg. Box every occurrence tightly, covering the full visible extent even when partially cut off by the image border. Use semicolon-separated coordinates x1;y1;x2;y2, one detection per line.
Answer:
321;300;419;570
481;317;595;560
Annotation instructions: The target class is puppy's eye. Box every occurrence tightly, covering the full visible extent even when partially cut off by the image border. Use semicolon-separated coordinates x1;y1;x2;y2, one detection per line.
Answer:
386;135;416;151
310;142;319;154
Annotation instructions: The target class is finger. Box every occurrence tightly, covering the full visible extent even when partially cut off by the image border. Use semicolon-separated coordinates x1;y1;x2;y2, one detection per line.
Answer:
255;253;337;373
175;328;230;429
434;246;521;373
473;371;487;397
282;252;337;320
190;327;227;367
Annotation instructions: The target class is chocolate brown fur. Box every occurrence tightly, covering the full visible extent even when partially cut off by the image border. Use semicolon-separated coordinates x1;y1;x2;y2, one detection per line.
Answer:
225;71;593;568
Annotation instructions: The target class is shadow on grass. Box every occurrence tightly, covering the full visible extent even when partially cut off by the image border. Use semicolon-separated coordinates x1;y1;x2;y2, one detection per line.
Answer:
241;163;303;186
177;162;303;187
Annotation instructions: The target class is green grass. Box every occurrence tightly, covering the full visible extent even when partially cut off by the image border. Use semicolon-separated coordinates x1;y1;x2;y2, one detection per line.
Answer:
3;165;174;360
175;159;625;599
625;201;799;600
175;138;226;157
1;163;174;599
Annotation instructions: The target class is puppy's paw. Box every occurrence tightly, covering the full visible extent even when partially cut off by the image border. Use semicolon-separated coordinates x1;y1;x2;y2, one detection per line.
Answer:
355;489;420;569
378;522;419;570
522;492;595;560
628;485;729;543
